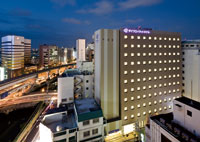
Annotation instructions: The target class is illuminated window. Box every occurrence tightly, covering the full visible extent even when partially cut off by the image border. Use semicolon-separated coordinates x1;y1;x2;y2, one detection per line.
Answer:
149;37;152;40
154;53;157;56
131;36;134;39
169;67;171;71
124;80;128;84
148;53;152;56
164;60;167;63
131;115;134;118
148;77;152;81
164;91;167;94
169;45;172;48
137;61;141;65
173;52;176;56
159;84;162;87
124;98;128;102
143;86;146;90
131;97;134;101
164;83;167;87
148;61;152;64
149;85;152;89
177;52;180;55
149;94;152;97
164;45;167;48
143;45;146;48
137;87;141;91
164;53;167;56
124;116;127;120
173;74;176;78
164;37;167;40
149;110;152;114
159;108;162;111
137;53;141;56
137;36;141;39
131;106;134;110
169;98;171;101
124;44;128;48
164;75;167;79
177;74;180;77
169;75;171;78
173;45;176;48
124;71;128;75
143;77;146;81
131;88;134;92
164;98;167;102
159;76;162;79
143;103;146;107
173;89;176;93
159;53;162;56
173;38;176;41
154;68;157;72
124;53;128;57
159;100;162;103
177;38;180;41
137;44;141;48
169;105;172;109
131;70;134;74
154;92;157;96
154;61;157;64
154;109;157;112
143;36;146;40
131;53;134;56
159;68;162;71
169;38;171;41
177;60;180;63
164;106;167;110
137;104;141;108
124;107;127;111
177;45;180;48
137;95;141;100
143;112;146;115
154;76;157;80
131;79;134;83
159;37;162;40
149;102;152;106
143;69;146;73
124;89;128;93
159;45;162;48
177;89;180;92
154;45;157;48
131;61;134;65
168;90;171;94
137;113;141;117
173;60;176;63
137;78;140;82
143;53;146;56
131;44;134;48
154;37;157;40
159;92;162;95
149;45;152;48
177;81;180;84
169;53;171;56
169;60;171;63
143;94;146;98
124;35;128;39
124;62;128;65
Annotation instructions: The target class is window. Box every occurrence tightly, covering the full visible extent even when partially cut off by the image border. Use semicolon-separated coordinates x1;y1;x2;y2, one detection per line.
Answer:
124;116;127;120
69;136;76;142
54;131;66;137
124;107;127;111
124;44;128;48
86;87;89;90
137;36;141;39
124;35;128;39
83;131;90;137
124;62;128;65
92;128;98;135
124;98;127;102
124;71;128;75
131;36;134;39
131;106;134;110
131;44;134;48
131;115;134;118
93;118;99;124
83;120;90;126
124;80;128;84
124;53;128;57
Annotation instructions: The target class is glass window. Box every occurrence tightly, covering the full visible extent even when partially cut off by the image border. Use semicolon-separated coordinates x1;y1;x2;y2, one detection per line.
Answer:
92;128;98;135
93;118;99;124
83;120;90;126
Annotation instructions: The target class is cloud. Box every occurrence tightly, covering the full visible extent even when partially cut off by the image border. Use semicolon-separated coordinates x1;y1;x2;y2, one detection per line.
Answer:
9;8;32;17
77;1;113;15
50;0;75;7
62;18;90;25
118;0;161;10
125;18;143;24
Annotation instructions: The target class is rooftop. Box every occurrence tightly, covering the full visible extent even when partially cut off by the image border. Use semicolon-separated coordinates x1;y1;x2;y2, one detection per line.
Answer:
43;107;77;133
175;96;200;111
151;113;200;142
75;98;103;122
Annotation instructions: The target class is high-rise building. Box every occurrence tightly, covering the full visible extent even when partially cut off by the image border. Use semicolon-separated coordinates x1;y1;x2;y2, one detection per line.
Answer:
1;35;25;70
76;39;86;61
39;44;59;68
24;39;31;65
94;28;182;134
1;35;31;78
182;40;200;102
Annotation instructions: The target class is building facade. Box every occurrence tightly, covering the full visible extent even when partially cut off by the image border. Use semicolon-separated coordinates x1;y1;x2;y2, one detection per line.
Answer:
39;44;59;69
94;28;183;134
148;97;200;142
24;38;31;65
182;40;200;102
76;39;86;62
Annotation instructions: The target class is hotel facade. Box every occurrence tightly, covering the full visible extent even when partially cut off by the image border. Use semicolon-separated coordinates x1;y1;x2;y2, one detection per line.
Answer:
94;28;183;134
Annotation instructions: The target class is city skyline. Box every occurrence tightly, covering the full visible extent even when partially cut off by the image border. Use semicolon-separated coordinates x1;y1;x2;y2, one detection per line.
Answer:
0;0;200;48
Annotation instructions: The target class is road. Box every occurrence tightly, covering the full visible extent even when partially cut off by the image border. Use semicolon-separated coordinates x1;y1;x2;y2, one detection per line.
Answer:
0;92;57;109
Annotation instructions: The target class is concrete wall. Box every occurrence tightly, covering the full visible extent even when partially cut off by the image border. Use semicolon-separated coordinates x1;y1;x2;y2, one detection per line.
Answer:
58;77;74;107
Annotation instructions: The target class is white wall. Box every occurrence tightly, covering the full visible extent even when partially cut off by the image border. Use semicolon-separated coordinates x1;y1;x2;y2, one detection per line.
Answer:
76;39;86;61
76;61;94;72
58;77;74;107
39;123;53;142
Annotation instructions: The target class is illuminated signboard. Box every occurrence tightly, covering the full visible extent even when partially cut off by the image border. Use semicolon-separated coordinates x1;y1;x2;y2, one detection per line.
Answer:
123;28;151;34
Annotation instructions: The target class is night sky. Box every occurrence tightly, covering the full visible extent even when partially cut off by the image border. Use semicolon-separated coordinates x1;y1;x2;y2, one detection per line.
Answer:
0;0;200;48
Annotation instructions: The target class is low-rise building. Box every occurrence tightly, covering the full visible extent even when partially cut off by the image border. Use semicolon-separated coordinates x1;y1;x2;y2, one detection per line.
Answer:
147;96;200;142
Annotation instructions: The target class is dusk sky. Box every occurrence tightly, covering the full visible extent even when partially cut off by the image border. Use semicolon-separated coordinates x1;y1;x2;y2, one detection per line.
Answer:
0;0;200;48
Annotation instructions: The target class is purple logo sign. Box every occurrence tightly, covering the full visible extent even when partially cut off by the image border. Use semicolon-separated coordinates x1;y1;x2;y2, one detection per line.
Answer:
123;28;150;34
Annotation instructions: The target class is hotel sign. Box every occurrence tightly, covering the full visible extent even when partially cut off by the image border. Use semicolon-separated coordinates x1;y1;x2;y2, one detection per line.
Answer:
123;28;151;34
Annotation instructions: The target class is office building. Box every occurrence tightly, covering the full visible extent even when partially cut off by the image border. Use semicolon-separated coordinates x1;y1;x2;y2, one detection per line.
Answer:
94;28;182;134
39;44;59;68
147;96;200;142
86;43;94;62
24;38;31;65
1;35;31;78
182;40;200;102
76;39;86;61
